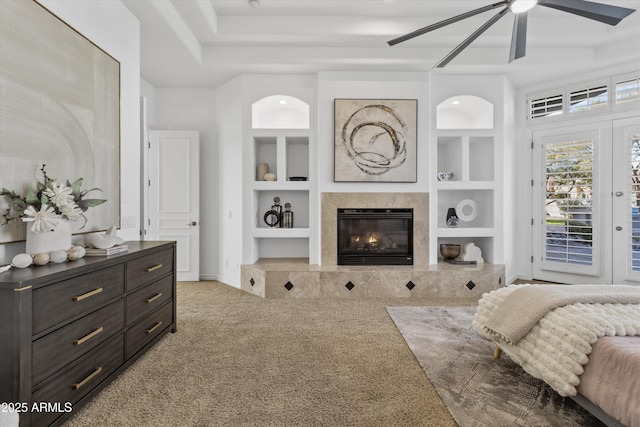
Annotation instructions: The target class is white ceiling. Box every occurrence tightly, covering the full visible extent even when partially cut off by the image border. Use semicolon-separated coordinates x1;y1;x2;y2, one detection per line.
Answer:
121;0;640;89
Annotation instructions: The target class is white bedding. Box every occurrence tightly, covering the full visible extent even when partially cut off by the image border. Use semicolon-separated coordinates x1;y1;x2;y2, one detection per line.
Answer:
473;284;640;397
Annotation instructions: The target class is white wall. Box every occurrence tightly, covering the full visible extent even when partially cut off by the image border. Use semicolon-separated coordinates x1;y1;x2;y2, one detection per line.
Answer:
216;76;245;286
1;0;141;261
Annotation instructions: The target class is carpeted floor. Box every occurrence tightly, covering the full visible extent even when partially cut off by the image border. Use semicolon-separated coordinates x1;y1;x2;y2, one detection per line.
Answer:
387;306;605;427
62;281;471;427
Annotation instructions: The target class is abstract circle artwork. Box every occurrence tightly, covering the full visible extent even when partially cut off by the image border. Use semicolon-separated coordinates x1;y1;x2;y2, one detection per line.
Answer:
334;99;417;182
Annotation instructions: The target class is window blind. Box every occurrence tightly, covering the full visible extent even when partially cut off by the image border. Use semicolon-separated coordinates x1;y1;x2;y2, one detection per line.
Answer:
569;85;608;113
529;94;563;119
544;140;594;266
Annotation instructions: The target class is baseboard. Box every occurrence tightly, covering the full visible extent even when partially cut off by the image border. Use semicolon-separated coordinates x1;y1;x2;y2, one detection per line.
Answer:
197;274;240;289
508;273;530;284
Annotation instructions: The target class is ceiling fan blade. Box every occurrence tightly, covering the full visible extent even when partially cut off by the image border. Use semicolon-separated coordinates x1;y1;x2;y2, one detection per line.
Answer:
538;0;635;25
435;7;510;68
387;1;508;46
509;12;528;62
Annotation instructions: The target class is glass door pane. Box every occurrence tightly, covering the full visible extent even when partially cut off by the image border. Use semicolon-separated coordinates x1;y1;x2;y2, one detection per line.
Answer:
613;117;640;284
544;139;594;267
630;132;640;273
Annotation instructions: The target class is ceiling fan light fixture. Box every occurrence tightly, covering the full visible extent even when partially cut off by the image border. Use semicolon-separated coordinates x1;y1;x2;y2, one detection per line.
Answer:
509;0;537;14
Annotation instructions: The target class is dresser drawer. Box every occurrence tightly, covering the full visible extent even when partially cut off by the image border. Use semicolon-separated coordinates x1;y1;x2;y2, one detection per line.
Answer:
126;248;174;291
32;264;125;335
126;301;173;359
31;333;124;427
127;275;174;326
32;300;125;387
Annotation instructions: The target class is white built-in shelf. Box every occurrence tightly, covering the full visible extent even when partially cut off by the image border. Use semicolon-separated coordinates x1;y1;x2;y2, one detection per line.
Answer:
437;227;495;238
251;129;311;242
253;181;310;191
436;181;494;190
253;227;310;239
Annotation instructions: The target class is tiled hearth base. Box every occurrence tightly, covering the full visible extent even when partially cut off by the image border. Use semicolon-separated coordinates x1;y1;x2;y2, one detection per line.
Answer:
241;259;505;299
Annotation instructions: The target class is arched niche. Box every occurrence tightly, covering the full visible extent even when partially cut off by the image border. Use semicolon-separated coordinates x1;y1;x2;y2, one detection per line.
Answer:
252;95;310;129
436;95;494;129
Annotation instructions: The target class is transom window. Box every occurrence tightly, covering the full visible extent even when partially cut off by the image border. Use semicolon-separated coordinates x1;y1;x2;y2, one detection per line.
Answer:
530;93;563;119
569;85;608;113
528;71;639;121
616;77;640;106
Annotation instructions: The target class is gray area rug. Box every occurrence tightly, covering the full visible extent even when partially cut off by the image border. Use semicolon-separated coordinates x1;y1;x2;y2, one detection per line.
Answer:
387;306;604;427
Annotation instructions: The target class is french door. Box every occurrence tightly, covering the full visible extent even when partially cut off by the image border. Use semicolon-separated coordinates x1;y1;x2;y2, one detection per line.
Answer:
532;117;640;285
612;117;640;284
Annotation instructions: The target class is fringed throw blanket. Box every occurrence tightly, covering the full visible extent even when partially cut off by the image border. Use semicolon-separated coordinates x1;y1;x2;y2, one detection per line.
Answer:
473;284;640;396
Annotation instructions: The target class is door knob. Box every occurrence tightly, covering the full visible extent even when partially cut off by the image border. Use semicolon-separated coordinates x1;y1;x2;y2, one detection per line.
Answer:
188;221;197;226
616;226;623;231
615;191;623;197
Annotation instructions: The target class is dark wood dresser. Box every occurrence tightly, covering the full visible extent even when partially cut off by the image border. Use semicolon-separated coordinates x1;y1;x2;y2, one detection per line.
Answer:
0;241;176;427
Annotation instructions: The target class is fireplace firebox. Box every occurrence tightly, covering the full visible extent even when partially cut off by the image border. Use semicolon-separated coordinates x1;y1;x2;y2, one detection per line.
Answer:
337;208;413;265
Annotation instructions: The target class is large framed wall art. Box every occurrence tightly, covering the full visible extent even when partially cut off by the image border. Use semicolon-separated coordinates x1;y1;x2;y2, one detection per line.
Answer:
334;98;417;182
0;0;120;243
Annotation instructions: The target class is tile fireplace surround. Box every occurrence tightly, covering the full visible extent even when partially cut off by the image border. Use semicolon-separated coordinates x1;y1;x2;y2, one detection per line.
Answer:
241;192;504;299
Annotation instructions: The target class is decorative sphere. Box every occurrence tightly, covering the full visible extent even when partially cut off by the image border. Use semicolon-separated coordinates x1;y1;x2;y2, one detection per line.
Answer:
50;249;69;263
67;246;87;260
32;253;50;265
12;253;33;268
264;173;276;181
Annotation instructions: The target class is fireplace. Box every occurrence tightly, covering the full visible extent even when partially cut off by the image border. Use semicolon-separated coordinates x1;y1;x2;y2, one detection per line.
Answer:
337;208;413;265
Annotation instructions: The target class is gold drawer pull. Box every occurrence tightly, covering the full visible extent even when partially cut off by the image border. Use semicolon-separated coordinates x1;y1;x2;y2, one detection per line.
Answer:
146;321;163;335
72;287;103;302
73;326;104;346
146;264;163;273
145;292;163;303
73;366;103;390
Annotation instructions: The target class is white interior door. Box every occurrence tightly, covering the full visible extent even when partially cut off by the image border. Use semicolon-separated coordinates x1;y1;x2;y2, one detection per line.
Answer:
532;123;612;284
148;130;200;281
612;117;640;285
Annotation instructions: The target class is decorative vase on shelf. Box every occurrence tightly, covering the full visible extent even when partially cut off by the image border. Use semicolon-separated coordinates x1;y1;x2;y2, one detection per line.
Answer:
282;202;294;228
446;208;459;228
257;163;269;181
26;219;72;254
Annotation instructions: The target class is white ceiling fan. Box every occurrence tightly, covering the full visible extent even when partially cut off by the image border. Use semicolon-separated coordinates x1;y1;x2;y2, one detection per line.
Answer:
388;0;636;67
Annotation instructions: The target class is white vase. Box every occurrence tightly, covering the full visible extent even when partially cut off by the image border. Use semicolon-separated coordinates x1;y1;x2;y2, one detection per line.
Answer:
257;162;269;181
26;219;73;254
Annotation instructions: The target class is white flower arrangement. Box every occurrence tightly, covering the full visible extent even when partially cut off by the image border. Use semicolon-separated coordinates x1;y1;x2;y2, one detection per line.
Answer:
1;164;106;233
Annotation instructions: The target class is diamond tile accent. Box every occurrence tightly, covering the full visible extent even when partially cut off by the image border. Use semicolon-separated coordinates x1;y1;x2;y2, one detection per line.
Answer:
406;281;415;291
249;277;255;287
466;281;476;290
284;281;294;291
345;281;355;291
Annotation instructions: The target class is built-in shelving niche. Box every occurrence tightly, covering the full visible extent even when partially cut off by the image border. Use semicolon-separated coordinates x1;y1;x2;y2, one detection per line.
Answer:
434;95;500;264
250;95;311;260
